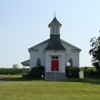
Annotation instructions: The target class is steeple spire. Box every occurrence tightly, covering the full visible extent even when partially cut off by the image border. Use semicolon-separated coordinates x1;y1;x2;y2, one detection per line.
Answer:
48;16;62;27
54;12;56;18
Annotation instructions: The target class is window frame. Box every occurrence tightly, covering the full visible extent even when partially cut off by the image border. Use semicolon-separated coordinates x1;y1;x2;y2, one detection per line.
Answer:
51;26;59;33
52;56;58;60
68;58;73;67
37;58;41;66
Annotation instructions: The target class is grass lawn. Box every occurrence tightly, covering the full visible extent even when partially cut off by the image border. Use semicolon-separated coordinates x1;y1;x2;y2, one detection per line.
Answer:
0;75;100;100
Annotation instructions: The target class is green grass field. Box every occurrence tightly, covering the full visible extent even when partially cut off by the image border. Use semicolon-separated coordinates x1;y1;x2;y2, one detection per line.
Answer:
0;75;100;100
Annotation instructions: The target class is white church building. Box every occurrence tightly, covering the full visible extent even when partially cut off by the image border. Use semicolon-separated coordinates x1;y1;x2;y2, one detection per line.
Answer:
21;17;81;81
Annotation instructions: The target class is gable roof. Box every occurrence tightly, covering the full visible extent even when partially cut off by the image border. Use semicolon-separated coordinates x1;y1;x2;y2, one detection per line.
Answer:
28;38;81;52
61;39;81;51
28;39;49;52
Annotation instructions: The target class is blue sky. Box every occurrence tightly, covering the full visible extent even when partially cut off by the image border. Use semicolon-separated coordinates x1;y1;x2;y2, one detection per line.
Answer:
0;0;100;68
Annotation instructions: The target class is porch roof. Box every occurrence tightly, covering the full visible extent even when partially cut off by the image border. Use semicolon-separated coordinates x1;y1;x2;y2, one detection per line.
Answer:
21;60;30;66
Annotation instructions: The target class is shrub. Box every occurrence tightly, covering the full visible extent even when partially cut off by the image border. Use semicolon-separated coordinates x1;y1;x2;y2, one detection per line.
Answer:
65;67;70;77
83;67;96;76
29;66;45;78
70;66;80;78
83;67;100;78
93;71;100;78
65;66;80;78
85;68;94;76
0;68;29;74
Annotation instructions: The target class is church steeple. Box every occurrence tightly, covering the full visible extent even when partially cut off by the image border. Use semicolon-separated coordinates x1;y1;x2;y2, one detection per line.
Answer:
48;16;62;34
45;17;65;50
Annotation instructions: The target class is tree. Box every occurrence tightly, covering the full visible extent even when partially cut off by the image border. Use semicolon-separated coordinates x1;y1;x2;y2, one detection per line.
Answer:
12;64;19;68
89;35;100;71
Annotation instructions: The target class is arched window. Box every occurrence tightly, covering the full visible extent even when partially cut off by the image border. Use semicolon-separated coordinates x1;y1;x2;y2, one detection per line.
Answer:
37;58;41;67
69;58;73;67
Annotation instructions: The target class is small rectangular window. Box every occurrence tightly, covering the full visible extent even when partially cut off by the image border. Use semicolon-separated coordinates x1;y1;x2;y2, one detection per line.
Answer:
52;27;59;33
52;56;58;59
55;27;59;33
52;27;55;33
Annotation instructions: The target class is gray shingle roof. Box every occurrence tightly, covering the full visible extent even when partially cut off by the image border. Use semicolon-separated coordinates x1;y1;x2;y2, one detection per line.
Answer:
48;17;62;27
21;60;30;66
45;34;65;50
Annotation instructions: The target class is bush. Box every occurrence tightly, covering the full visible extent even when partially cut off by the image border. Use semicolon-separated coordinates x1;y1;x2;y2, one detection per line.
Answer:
65;66;80;78
83;67;100;78
29;66;45;78
85;68;94;76
65;67;70;77
70;67;80;78
0;68;29;74
92;71;100;78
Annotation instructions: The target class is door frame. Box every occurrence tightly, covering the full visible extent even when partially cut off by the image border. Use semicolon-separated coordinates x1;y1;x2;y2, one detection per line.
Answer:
51;56;59;71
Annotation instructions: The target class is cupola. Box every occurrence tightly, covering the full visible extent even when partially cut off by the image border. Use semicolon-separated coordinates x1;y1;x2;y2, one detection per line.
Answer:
48;17;62;34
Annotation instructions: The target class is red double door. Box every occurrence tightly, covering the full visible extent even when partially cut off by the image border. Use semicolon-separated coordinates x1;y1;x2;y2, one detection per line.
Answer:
51;60;59;71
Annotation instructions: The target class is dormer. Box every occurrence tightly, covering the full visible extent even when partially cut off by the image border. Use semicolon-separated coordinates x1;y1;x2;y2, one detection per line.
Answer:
48;17;62;34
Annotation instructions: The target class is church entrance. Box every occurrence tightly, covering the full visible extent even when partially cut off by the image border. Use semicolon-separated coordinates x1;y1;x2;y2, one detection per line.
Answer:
51;56;59;71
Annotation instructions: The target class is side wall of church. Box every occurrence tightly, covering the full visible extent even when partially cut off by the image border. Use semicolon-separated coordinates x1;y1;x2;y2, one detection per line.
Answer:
30;41;49;70
61;41;80;67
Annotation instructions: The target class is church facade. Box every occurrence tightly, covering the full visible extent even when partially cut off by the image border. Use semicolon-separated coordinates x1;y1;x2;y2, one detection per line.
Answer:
21;17;81;81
